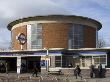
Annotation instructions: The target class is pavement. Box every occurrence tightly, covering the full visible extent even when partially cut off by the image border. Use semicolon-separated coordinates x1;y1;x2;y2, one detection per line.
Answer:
0;73;110;82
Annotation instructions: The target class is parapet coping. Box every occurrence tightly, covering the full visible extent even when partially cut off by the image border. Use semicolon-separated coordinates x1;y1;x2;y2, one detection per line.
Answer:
7;15;102;31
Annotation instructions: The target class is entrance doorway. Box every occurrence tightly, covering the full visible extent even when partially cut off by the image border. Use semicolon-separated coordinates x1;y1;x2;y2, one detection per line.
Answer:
22;56;41;73
0;57;17;73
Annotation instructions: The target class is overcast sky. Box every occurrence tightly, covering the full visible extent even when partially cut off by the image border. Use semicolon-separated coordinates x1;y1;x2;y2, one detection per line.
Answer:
0;0;110;48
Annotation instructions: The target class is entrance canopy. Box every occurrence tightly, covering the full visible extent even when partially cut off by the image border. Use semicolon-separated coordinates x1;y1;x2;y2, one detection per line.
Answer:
0;49;63;57
80;51;107;56
0;48;109;57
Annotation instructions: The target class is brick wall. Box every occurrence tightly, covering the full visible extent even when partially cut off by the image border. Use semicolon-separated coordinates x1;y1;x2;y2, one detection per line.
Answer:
12;25;27;50
42;23;70;48
84;26;96;48
11;23;97;50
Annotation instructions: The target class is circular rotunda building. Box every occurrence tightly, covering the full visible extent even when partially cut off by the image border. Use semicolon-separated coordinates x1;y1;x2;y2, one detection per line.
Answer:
7;15;102;50
5;15;103;74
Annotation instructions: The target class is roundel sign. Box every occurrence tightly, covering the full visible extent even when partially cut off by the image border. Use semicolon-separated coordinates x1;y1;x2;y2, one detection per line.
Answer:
17;33;26;45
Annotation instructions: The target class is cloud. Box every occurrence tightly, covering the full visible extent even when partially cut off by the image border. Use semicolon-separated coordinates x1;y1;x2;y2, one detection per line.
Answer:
0;0;70;19
0;28;10;49
92;0;110;10
0;0;71;27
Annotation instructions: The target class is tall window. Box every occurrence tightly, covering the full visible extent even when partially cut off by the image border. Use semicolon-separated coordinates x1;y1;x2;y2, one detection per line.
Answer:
31;23;42;49
68;24;84;49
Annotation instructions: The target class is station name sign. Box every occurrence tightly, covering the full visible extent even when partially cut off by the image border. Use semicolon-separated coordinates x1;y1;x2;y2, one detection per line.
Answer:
0;51;62;56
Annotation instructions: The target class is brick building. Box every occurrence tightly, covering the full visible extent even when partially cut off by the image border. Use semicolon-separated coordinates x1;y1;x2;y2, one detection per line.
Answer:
8;15;102;50
0;15;105;74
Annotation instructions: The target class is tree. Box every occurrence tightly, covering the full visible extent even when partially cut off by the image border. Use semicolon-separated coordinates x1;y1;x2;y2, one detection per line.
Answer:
8;41;12;50
97;38;106;48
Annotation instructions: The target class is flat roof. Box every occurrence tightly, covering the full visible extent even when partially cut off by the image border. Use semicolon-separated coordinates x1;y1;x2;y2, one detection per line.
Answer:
7;15;102;30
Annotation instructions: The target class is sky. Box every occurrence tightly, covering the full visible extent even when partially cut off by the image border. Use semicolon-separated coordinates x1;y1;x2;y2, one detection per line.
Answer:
0;0;110;48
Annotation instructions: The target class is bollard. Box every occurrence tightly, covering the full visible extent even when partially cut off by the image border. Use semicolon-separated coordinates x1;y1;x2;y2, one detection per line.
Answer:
38;78;40;82
7;74;9;82
69;80;72;82
40;76;43;80
17;74;20;82
29;76;32;82
84;79;87;82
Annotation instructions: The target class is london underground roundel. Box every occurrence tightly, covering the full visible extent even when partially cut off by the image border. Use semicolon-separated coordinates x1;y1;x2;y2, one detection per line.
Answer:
17;33;26;45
